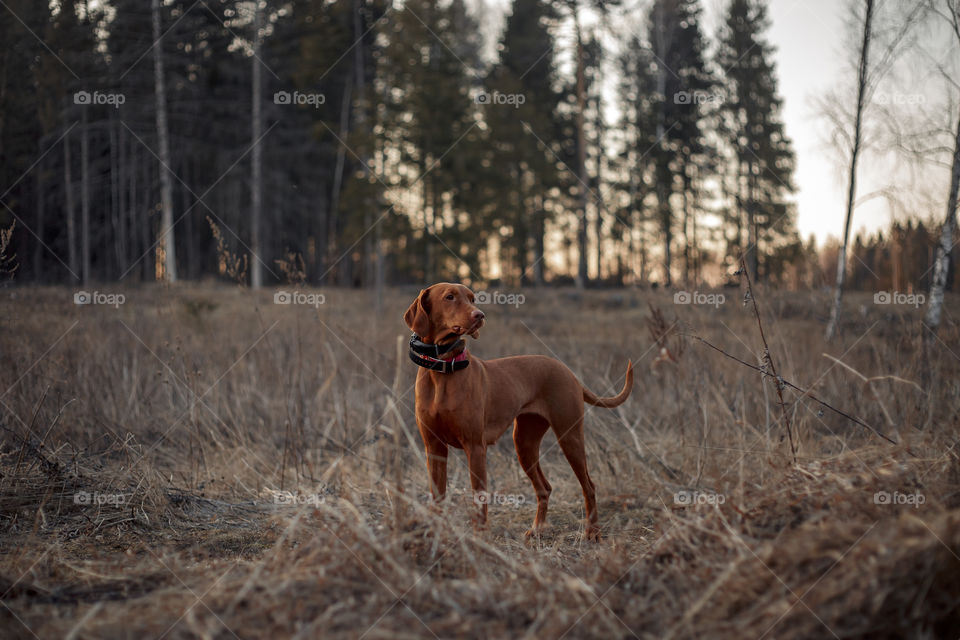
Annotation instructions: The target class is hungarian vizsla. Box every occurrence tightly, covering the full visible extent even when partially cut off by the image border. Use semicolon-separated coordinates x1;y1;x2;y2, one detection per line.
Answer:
404;283;633;540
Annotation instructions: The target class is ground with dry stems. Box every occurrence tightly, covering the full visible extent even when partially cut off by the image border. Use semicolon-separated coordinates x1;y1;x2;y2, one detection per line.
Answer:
1;285;958;639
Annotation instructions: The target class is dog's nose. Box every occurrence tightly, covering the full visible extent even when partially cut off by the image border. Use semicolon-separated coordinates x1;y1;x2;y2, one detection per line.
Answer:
472;309;485;321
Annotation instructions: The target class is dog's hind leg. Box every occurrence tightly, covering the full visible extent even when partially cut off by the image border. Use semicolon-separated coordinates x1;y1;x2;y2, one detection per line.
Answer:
513;414;552;537
553;412;600;540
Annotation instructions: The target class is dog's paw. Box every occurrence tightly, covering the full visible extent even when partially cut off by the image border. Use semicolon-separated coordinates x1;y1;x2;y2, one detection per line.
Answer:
584;527;603;542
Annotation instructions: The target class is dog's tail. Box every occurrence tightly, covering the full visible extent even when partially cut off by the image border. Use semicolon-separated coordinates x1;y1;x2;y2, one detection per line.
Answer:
582;360;634;408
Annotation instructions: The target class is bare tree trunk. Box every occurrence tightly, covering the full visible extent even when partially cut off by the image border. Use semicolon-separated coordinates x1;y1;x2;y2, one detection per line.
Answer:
33;144;45;281
110;118;123;273
119;122;128;272
328;79;353;285
533;195;545;286
826;0;874;341
692;170;700;286
748;159;758;280
627;148;638;284
574;5;588;290
182;162;194;278
80;111;91;284
129;144;139;277
422;164;433;281
350;0;378;294
374;214;384;312
250;0;263;289
592;82;604;283
652;3;673;287
516;168;529;284
925;109;960;334
152;0;177;282
374;45;387;310
64;129;78;281
639;212;647;284
137;152;152;281
682;172;691;286
735;159;744;260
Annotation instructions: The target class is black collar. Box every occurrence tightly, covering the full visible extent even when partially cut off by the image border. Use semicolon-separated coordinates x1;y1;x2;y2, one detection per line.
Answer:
409;334;469;373
409;333;464;357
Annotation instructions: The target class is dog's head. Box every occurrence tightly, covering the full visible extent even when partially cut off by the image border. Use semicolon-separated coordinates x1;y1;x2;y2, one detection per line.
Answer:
403;283;485;345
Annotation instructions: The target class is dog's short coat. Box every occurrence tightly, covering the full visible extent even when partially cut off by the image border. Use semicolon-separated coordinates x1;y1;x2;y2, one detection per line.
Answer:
404;283;633;539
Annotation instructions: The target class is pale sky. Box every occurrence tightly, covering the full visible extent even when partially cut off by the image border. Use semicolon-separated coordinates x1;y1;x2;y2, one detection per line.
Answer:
476;0;956;247
760;0;848;244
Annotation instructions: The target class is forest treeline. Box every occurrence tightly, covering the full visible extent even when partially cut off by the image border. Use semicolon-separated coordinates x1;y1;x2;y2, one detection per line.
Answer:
0;0;957;292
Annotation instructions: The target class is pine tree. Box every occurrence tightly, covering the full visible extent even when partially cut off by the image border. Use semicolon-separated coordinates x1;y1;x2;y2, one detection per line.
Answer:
107;0;162;281
646;0;711;287
484;0;561;284
716;0;796;282
614;34;659;284
379;0;483;281
24;0;101;283
557;0;619;287
1;1;54;279
34;0;81;281
285;0;389;286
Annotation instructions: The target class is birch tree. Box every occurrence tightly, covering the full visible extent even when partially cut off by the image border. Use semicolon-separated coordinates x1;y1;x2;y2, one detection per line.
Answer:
824;0;874;341
152;0;177;282
924;0;960;339
250;0;264;289
825;0;925;340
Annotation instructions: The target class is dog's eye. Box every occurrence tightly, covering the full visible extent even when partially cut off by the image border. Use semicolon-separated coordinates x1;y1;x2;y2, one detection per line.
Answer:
445;294;455;301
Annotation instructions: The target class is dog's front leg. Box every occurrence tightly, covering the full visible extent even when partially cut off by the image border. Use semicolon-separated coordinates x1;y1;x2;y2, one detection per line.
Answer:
422;438;448;502
464;444;488;528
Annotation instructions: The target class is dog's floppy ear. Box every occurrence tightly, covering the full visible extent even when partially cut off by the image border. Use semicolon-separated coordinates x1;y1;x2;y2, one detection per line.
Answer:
404;288;432;337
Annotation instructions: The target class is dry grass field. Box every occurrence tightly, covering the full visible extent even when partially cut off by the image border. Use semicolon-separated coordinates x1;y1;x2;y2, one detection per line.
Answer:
1;283;959;639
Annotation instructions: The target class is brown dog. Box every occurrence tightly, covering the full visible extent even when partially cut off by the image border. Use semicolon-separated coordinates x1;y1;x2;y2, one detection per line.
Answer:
404;283;633;540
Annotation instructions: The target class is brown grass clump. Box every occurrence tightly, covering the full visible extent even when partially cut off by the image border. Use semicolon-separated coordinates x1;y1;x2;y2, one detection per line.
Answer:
613;446;960;639
1;284;958;638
